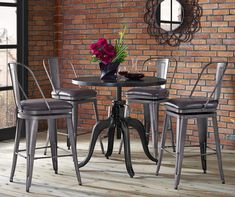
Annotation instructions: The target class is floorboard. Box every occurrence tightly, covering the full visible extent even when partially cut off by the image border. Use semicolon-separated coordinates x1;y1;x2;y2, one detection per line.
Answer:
0;132;234;197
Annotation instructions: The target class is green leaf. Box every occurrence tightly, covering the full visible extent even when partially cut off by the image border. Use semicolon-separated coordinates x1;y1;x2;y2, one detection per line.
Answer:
91;56;99;63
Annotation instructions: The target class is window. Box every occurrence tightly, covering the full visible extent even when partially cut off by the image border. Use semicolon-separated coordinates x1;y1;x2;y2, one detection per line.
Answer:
157;0;183;32
0;0;27;140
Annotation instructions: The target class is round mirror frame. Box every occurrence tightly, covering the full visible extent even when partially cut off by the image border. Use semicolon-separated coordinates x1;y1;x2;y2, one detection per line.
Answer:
144;0;202;46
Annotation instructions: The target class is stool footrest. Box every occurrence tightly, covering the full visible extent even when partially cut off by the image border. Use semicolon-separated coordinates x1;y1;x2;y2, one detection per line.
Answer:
161;145;217;158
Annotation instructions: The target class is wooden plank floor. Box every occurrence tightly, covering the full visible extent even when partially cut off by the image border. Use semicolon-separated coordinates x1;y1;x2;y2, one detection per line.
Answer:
0;132;235;197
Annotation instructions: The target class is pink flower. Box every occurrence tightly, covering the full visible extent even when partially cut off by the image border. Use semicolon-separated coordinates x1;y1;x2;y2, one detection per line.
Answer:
96;38;108;46
101;55;112;64
103;44;116;57
90;43;97;51
90;38;116;65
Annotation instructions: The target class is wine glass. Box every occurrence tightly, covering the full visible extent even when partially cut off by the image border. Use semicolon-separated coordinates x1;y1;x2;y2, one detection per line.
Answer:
118;65;128;76
131;57;139;73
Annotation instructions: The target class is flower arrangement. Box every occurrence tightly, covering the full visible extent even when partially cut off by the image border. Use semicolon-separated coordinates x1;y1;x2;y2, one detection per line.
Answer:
90;26;128;65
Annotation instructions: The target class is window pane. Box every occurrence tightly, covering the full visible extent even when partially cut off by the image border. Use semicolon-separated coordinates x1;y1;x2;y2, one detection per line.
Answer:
160;0;171;21
0;90;16;129
0;49;16;87
172;1;182;22
0;0;16;3
172;23;180;30
160;23;170;31
0;6;17;45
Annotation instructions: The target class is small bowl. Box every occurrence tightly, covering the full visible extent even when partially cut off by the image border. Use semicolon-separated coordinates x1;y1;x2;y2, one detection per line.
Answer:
118;71;128;76
124;73;145;80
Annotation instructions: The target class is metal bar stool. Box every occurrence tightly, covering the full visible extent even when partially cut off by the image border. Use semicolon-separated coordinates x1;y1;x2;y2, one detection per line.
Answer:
8;62;81;192
156;62;227;189
119;57;177;158
43;57;104;154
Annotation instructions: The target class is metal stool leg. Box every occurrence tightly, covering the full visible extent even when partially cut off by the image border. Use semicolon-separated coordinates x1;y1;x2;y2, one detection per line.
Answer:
197;117;207;173
143;103;151;144
212;115;225;184
70;102;78;149
43;129;50;155
124;101;130;118
174;117;187;190
10;118;23;182
149;102;159;158
45;104;73;154
67;116;82;185
156;114;169;175
26;119;38;192
168;116;176;152
48;119;58;174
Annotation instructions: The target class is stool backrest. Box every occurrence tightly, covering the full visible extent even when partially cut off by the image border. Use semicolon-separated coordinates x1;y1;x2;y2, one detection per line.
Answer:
8;62;23;111
8;62;51;111
48;57;61;89
189;62;228;107
43;57;61;93
43;57;80;92
214;62;227;100
155;59;169;80
143;57;177;89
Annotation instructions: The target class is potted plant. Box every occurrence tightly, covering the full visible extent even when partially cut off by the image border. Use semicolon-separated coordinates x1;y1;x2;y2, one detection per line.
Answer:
90;26;128;80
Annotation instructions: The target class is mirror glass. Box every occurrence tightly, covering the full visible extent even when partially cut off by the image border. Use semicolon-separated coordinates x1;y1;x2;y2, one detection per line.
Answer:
157;0;183;32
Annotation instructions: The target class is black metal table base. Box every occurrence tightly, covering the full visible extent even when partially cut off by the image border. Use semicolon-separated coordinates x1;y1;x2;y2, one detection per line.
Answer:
78;100;158;177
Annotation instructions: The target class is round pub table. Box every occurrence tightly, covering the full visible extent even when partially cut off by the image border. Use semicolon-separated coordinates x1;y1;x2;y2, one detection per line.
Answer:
72;76;166;177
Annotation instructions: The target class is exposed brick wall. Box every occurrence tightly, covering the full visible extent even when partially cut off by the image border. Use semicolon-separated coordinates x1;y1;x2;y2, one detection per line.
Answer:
28;0;56;98
28;0;235;149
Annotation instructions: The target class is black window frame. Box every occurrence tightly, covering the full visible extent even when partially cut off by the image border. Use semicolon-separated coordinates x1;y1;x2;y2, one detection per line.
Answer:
0;0;28;140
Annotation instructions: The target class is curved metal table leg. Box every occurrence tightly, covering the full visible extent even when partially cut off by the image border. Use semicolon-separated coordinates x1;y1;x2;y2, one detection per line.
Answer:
120;118;135;177
125;117;158;163
78;118;112;168
105;121;116;159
